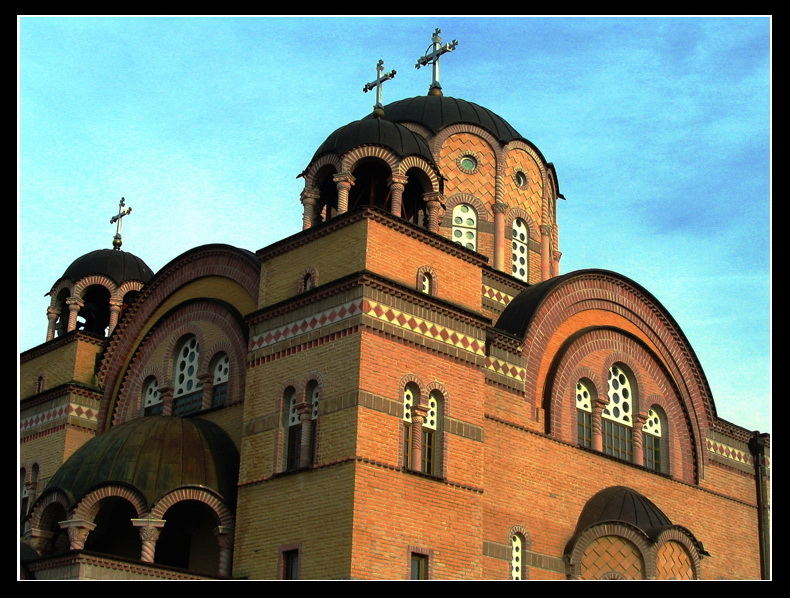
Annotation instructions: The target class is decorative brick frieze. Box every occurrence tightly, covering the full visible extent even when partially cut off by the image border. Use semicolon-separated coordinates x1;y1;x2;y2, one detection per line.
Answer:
482;284;514;308
705;435;755;473
21;398;100;435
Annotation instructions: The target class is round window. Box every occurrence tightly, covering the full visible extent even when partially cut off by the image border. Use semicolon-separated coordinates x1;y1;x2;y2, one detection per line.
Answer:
515;171;528;187
459;155;477;172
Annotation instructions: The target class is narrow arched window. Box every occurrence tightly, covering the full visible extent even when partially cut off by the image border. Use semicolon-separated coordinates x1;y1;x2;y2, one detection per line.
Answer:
306;380;320;466
576;379;594;448
173;335;202;416
511;533;526;580
420;272;432;294
211;353;230;408
303;272;314;291
452;204;477;250
35;375;46;394
422;390;443;475
603;364;634;460
284;387;300;472
643;407;665;472
20;468;28;529
142;376;163;416
402;382;418;469
511;218;529;282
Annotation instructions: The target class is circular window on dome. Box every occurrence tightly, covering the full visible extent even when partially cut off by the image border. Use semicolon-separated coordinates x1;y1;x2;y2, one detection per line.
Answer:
515;170;528;188
457;153;479;173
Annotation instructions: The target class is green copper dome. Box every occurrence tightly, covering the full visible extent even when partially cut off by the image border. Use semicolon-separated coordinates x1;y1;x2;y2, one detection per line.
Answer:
45;416;239;508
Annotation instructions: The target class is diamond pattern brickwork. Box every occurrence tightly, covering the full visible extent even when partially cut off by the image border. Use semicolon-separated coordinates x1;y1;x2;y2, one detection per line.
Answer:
579;536;644;580
439;133;496;209
503;149;543;227
655;541;694;580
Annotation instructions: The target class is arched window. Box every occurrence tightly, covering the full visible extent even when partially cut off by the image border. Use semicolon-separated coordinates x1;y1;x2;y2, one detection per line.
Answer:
422;390;442;475
211;353;230;408
452;204;477;251
20;468;28;529
603;364;634;460
511;532;526;580
575;379;594;448
35;375;46;394
306;380;320;467
142;376;163;416
402;382;418;469
303;272;314;291
511;218;529;282
173;335;202;416
284;387;300;472
643;407;665;473
420;271;432;294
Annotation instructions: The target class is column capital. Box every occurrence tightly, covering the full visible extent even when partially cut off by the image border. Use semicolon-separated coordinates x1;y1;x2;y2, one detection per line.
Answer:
66;296;84;308
388;174;409;186
46;306;61;317
333;172;356;186
59;518;96;531
423;191;444;205
493;200;509;215
300;188;320;204
540;224;552;235
131;518;167;528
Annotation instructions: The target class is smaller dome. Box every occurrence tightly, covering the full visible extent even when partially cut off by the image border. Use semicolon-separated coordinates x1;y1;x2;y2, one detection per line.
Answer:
60;248;154;287
574;486;672;540
311;117;435;165
45;417;239;508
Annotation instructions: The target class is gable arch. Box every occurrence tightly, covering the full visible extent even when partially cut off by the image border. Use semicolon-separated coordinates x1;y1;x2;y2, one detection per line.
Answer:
149;486;234;528
72;484;148;522
341;146;399;173
396;156;440;191
509;270;715;480
304;153;342;183
97;245;259;430
72;274;118;299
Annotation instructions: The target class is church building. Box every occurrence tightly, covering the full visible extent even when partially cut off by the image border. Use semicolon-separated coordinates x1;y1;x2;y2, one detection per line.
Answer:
19;31;769;580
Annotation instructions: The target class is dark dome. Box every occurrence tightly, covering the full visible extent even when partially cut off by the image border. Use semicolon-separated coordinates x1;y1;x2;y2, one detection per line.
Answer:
369;95;525;144
311;117;435;164
574;486;673;540
45;417;239;508
61;248;154;287
494;272;572;338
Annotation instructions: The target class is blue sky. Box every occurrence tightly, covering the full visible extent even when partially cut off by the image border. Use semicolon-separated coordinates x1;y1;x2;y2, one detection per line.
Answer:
18;16;770;433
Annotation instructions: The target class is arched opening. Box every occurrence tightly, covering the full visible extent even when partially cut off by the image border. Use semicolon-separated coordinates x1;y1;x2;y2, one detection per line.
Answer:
36;501;69;555
643;405;668;474
142;375;163;416
283;386;300;471
54;288;70;337
155;500;220;575
20;468;28;531
210;352;230;408
173;335;202;416
315;166;338;223
83;496;140;559
402;167;431;228
78;284;111;336
349;158;391;212
575;378;595;448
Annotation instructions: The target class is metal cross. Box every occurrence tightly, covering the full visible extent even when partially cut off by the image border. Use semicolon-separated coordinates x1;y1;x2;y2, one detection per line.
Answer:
363;59;397;111
415;28;459;94
109;197;132;250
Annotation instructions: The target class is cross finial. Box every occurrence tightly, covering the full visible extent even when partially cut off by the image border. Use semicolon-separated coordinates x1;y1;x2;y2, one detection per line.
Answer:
363;59;397;118
415;28;459;96
109;197;132;250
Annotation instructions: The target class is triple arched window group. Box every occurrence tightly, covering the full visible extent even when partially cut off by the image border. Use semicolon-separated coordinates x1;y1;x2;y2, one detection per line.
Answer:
575;363;668;474
282;380;321;472
142;335;231;417
402;383;444;476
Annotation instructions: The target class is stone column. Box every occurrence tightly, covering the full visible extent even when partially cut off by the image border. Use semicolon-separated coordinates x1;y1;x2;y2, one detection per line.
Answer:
591;398;607;452
423;192;444;233
333;172;355;214
552;250;562;277
300;189;320;229
214;526;234;577
159;385;175;416
46;307;60;341
199;373;213;410
632;413;647;467
65;297;83;332
388;174;408;218
26;528;55;555
410;405;429;472
59;519;96;551
131;518;167;563
297;401;314;468
493;201;507;271
540;224;552;281
108;299;123;334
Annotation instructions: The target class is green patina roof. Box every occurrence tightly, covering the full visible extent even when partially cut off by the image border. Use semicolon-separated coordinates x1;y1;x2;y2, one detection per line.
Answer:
46;416;239;509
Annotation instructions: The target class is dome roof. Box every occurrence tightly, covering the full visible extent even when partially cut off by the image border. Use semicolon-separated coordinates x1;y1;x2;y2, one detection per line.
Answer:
45;417;239;507
60;248;154;287
574;486;672;540
368;95;525;144
311;117;435;164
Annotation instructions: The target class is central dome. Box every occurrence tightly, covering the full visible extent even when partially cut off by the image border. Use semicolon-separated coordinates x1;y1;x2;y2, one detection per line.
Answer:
366;95;525;144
